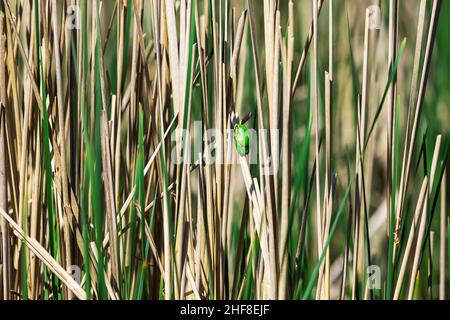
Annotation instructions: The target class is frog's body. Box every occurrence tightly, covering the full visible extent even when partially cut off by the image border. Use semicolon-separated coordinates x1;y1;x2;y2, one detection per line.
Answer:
234;124;251;156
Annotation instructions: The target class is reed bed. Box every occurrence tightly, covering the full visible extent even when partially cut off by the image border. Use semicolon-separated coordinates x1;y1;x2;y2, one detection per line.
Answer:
0;0;448;300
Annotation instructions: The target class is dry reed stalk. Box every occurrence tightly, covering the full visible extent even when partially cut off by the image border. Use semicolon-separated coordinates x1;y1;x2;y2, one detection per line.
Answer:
407;135;441;299
439;169;446;300
221;11;248;295
292;0;324;97
175;46;195;293
151;0;172;299
0;12;10;301
395;0;442;247
318;71;333;299
0;0;446;302
100;110;119;287
51;0;73;299
317;2;334;297
278;1;294;299
29;114;42;299
0;107;9;300
351;8;371;299
393;177;428;299
114;1;125;209
407;196;428;300
312;0;323;264
7;0;36;277
387;0;398;260
248;0;277;299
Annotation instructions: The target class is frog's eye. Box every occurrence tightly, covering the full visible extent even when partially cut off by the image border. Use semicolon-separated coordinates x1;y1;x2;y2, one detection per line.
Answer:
234;124;251;156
